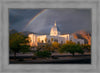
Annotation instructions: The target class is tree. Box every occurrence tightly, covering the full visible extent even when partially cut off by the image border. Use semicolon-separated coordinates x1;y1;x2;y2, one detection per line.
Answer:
51;38;53;43
9;33;30;60
20;45;30;53
67;44;77;56
58;43;84;56
59;44;77;56
82;44;91;52
43;43;54;52
67;44;84;56
35;43;54;53
52;42;60;52
58;44;68;53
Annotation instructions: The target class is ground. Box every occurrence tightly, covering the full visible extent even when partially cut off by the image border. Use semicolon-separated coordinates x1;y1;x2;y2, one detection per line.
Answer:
9;52;91;64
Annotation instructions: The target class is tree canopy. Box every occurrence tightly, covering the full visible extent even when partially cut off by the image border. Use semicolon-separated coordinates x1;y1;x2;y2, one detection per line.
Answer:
9;33;30;59
58;42;84;56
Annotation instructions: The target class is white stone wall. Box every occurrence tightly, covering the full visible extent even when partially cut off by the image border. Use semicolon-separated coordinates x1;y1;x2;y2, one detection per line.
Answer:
72;38;84;44
28;33;84;46
37;35;47;43
28;34;38;46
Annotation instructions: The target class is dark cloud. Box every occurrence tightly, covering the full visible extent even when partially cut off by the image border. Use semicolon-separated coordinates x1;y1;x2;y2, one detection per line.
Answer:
9;9;91;34
9;9;44;31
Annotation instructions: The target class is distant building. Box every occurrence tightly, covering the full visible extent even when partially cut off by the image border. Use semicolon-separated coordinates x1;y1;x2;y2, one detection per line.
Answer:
28;21;84;46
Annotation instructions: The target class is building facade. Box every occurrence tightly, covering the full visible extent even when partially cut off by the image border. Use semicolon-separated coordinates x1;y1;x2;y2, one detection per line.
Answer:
28;21;84;46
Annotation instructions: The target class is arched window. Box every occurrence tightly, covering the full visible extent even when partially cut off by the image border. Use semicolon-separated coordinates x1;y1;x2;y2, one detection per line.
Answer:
42;40;44;43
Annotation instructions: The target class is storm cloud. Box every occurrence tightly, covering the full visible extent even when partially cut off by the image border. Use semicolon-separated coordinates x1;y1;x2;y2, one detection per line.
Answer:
9;9;91;34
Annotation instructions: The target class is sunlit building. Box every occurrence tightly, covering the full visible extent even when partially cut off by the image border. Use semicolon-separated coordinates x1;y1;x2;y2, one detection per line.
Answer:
28;21;84;46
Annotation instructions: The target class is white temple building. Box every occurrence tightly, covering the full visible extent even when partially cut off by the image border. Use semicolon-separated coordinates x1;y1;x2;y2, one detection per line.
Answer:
28;21;84;46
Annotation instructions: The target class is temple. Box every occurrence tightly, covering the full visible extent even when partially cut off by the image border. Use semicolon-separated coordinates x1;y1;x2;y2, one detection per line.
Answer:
28;21;84;46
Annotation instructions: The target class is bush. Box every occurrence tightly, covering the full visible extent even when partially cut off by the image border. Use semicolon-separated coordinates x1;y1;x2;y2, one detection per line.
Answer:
76;48;84;55
34;50;51;58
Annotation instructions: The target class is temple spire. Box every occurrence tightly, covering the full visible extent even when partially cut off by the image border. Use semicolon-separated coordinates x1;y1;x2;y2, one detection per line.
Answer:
54;21;56;26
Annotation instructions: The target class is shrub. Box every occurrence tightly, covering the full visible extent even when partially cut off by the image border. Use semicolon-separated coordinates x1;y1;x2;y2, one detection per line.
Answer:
34;50;51;58
52;42;60;49
76;48;84;55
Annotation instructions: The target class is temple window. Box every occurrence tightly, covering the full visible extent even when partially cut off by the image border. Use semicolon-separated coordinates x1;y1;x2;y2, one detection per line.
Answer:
42;40;44;43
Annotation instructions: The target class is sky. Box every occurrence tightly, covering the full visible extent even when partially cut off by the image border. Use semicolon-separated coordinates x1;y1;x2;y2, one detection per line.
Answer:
9;8;91;34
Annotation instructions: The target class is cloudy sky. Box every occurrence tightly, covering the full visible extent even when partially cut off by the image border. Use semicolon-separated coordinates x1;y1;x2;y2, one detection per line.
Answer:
9;8;91;34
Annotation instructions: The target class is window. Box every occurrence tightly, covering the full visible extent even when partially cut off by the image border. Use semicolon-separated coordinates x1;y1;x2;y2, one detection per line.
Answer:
42;40;44;43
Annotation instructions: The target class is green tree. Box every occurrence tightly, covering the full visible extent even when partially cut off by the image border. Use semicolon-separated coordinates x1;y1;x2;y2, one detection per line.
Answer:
51;38;53;43
68;44;84;56
52;42;60;52
75;44;84;54
82;44;91;52
58;43;84;56
43;43;54;52
58;44;68;53
52;42;60;49
35;43;54;52
59;44;77;56
9;33;30;60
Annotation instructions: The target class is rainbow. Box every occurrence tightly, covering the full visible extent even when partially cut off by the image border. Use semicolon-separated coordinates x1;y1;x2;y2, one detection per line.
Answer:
23;9;47;30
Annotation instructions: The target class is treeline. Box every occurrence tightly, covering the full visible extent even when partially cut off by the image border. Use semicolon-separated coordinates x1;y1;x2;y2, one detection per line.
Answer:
9;32;30;60
9;32;91;60
34;41;91;57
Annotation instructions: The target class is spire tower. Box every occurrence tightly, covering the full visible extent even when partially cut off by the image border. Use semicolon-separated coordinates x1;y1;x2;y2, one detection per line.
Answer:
54;21;56;26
